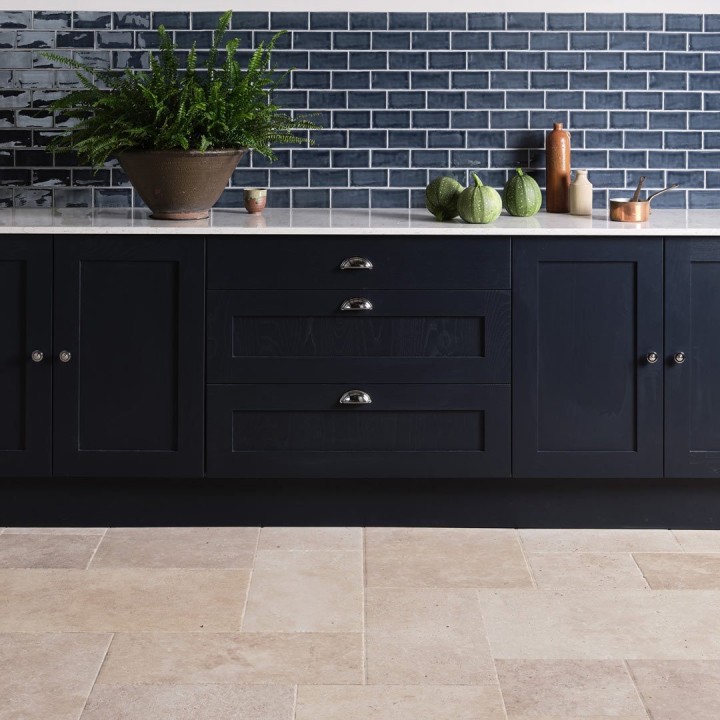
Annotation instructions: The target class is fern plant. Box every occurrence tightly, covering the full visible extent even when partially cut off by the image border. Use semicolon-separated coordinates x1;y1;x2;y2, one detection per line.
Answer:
43;10;318;168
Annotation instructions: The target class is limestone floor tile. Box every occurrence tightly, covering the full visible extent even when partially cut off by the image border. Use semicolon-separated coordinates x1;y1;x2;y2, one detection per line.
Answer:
672;530;720;552
0;632;112;720
365;587;496;685
0;533;101;568
90;527;259;568
365;528;533;588
634;553;720;589
80;684;295;720
628;659;720;720
496;659;647;718
97;631;362;684
526;553;649;589
477;589;720;659
0;568;250;632
257;527;361;552
3;527;106;535
295;685;506;720
242;550;363;632
520;529;681;553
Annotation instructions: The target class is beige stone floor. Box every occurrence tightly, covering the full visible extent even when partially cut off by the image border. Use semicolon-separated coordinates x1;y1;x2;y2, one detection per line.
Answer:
2;527;720;719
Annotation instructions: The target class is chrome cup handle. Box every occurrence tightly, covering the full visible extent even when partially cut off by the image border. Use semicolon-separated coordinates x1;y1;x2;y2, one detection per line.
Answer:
339;390;372;405
340;257;373;270
340;297;373;311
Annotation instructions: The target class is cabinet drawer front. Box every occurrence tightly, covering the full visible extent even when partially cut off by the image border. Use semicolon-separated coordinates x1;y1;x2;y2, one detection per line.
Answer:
207;384;510;478
207;290;510;383
207;236;510;290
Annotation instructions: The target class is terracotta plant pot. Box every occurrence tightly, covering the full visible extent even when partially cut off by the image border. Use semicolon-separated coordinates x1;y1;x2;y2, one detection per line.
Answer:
117;148;246;220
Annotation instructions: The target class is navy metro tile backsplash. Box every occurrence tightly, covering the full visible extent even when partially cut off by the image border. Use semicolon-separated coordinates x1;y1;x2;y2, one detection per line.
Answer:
0;11;719;210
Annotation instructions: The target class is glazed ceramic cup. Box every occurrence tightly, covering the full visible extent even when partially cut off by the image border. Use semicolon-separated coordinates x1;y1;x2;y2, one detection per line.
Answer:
244;188;267;214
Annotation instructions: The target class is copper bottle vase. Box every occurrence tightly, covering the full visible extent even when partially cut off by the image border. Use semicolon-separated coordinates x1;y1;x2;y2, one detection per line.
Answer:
546;122;571;213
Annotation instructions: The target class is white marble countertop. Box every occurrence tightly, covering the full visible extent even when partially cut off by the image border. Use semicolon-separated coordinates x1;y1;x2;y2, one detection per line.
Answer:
0;207;718;235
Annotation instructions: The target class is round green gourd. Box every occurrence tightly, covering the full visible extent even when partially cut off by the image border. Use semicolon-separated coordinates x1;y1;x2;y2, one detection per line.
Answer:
458;173;502;224
502;168;542;217
425;176;463;221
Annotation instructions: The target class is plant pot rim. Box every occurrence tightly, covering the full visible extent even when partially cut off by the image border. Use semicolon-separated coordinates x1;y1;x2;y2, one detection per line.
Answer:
117;148;246;157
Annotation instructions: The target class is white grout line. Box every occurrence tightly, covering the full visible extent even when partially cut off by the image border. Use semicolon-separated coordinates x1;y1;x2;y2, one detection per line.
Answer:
515;528;538;589
238;529;261;631
361;526;368;685
75;632;114;720
475;590;510;720
292;684;299;720
670;529;688;552
623;658;654;720
84;528;108;570
630;552;654;589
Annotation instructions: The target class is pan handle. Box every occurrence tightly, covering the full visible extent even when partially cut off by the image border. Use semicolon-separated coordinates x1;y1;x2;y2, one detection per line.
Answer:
645;184;680;205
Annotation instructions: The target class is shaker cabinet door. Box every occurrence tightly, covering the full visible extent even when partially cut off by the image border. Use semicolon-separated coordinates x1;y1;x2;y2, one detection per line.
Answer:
0;236;52;477
513;237;664;478
52;236;205;477
665;238;720;477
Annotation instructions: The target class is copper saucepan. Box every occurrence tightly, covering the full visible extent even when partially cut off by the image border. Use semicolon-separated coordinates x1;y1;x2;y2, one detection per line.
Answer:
609;184;680;222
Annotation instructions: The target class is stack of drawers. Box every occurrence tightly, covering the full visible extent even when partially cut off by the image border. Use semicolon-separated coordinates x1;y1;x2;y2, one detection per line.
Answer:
206;236;511;478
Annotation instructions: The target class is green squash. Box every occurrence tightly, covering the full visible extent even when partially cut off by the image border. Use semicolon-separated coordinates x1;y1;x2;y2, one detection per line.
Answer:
503;168;542;217
425;176;463;221
458;173;502;224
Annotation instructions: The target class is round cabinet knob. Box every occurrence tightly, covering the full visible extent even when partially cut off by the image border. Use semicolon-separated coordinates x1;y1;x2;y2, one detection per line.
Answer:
59;350;72;363
646;351;659;364
674;352;686;364
31;350;44;363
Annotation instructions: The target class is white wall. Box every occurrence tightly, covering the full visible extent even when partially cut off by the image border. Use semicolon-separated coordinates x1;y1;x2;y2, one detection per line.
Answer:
0;0;718;12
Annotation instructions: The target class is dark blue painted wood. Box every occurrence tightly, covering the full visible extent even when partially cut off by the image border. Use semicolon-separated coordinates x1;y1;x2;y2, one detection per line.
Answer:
0;236;52;477
207;383;510;478
513;237;664;478
665;237;720;477
52;236;205;477
207;289;510;383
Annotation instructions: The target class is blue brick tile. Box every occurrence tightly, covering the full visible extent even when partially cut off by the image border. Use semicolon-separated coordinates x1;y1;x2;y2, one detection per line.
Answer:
706;94;720;110
507;52;545;70
232;12;268;30
151;12;187;29
706;54;720;71
610;32;646;50
592;91;625;109
332;187;369;207
587;169;625;185
626;14;663;31
649;72;687;90
666;14;702;31
372;71;410;89
332;149;369;167
310;129;347;146
389;52;426;70
451;110;489;128
232;168;270;187
708;171;720;188
468;14;505;31
466;91;506;108
546;90;584;108
310;13;348;30
490;110;528;128
34;11;71;29
428;130;466;148
570;32;608;51
191;12;223;29
452;149;489;167
347;90;385;109
609;72;647;90
429;52;466;70
626;92;663;109
334;32;371;50
390;168;427;186
349;51;387;69
427;168;467;184
373;32;410;50
626;53;664;70
412;32;450;50
349;130;387;147
415;71;451;89
294;71;331;89
664;92;703;110
665;52;703;70
295;32;332;49
649;112;688;130
531;71;568;89
707;15;720;32
333;71;370;89
271;12;308;30
374;110;410;128
373;149;411;166
706;133;720;149
466;129;506;147
570;149;607;167
412;110;449;128
690;112;720;129
665;131;702;148
547;13;584;30
468;52;506;70
0;11;30;29
389;13;426;31
688;190;720;208
371;188;409;207
649;33;687;51
570;72;608;90
690;73;720;91
351;168;387;185
270;168;309;186
309;90;347;108
74;11;112;28
506;91;544;108
427;91;465;109
491;32;529;50
492;148;529;167
689;150;720;168
429;13;466;31
452;32;489;50
571;111;609;129
608;149;647;167
690;34;720;51
292;188;330;207
648;189;687;208
490;70;528;89
505;129;545;147
624;130;663;148
586;52;624;70
350;14;387;31
586;14;624;31
413;149;449;166
388;91;426;109
530;32;568;50
625;169;666;188
292;149;331;167
649;150;686;168
507;13;544;30
585;130;623;148
311;52;348;71
546;52;585;70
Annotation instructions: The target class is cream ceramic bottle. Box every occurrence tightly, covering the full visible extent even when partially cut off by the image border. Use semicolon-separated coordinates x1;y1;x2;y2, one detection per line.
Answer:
569;170;593;216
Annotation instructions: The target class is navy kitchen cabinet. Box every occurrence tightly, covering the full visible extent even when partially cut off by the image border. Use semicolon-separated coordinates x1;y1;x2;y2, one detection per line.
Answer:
665;238;720;477
0;237;52;477
512;238;665;478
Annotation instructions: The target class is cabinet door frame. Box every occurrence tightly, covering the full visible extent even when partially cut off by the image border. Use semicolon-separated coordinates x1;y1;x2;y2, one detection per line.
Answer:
665;237;720;477
0;236;52;477
513;237;664;478
52;235;205;478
